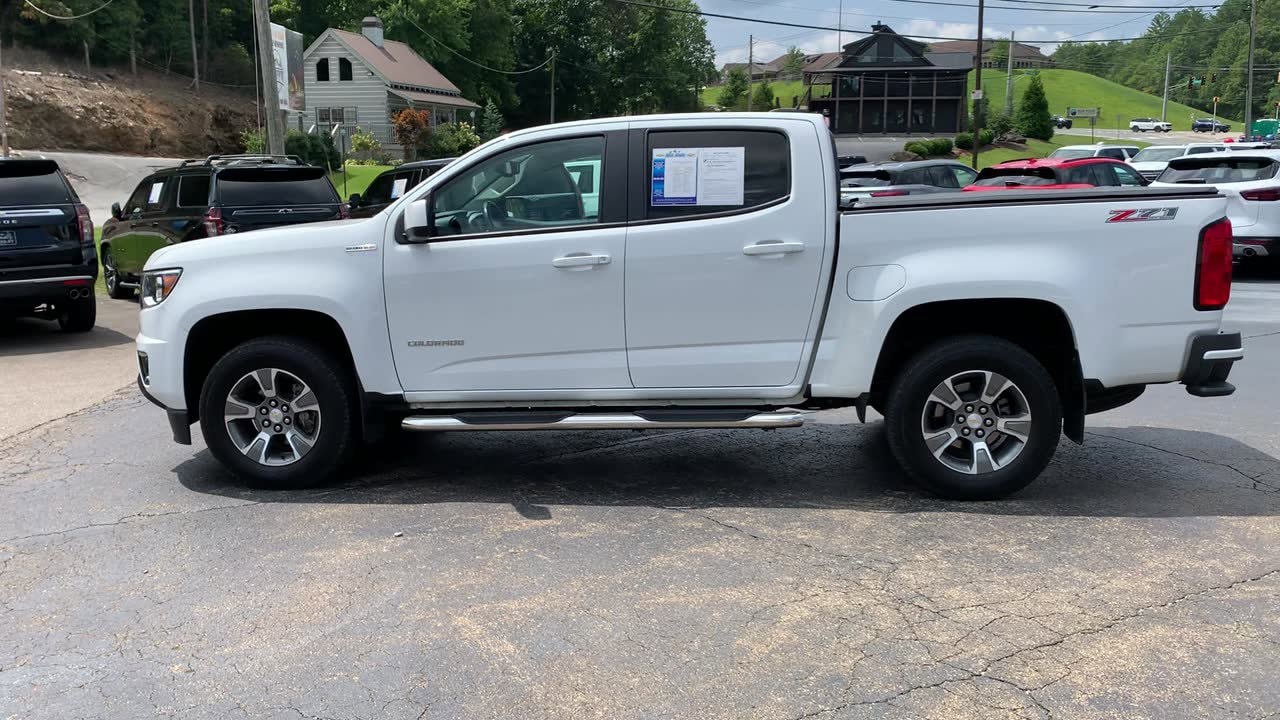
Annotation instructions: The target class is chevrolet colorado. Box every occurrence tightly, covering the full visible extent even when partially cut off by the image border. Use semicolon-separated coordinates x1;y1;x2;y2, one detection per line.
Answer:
136;113;1244;499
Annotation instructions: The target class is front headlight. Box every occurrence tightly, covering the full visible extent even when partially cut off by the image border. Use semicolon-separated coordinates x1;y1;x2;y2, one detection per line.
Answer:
140;268;182;308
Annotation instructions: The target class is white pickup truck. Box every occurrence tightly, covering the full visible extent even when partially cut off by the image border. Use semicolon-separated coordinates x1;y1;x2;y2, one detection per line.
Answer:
135;113;1244;499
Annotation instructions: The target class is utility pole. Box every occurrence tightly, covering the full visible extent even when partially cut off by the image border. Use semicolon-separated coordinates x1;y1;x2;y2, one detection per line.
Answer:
1245;0;1257;135
971;0;986;169
0;36;8;158
548;51;556;123
747;34;754;112
188;0;200;93
252;0;283;153
1004;32;1014;116
837;0;843;50
1161;51;1170;122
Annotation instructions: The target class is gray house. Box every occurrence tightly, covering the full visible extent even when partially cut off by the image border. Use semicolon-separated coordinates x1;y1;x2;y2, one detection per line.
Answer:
302;17;479;151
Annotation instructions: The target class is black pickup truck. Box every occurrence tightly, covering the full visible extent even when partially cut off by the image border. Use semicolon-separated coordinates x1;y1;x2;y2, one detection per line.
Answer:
0;158;97;331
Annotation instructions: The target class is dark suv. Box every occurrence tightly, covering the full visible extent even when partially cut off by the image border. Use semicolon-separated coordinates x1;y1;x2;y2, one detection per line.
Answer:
1192;118;1231;133
347;157;455;218
0;158;97;332
100;155;345;299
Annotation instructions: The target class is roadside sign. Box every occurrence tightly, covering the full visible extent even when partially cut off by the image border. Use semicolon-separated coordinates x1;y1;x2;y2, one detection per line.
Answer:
1067;107;1099;118
971;89;984;100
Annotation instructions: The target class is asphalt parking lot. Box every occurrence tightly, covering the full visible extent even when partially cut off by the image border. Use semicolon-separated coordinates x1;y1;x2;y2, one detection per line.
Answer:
2;272;1278;719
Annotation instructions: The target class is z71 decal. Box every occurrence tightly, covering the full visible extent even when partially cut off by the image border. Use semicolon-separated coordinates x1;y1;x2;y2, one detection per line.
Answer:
1106;207;1179;223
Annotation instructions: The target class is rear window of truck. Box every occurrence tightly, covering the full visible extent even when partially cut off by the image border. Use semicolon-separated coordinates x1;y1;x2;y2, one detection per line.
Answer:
215;167;338;206
0;161;73;205
1158;157;1278;184
840;171;892;188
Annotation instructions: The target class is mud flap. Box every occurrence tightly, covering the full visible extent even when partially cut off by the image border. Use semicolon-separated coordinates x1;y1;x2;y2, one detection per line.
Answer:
1061;351;1085;445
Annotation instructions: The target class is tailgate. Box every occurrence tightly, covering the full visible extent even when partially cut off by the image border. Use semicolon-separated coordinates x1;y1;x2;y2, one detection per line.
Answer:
0;206;82;271
225;205;340;231
214;166;341;231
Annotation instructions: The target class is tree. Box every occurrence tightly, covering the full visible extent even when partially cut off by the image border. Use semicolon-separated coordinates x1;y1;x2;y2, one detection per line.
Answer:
479;98;505;140
718;67;749;109
432;122;482;157
989;39;1010;69
751;79;774;111
392;108;433;160
780;45;805;81
1015;74;1054;141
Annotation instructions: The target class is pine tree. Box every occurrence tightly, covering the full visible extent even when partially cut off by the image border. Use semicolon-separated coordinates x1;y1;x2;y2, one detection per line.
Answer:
479;98;505;140
751;80;774;111
717;68;749;109
1015;74;1054;141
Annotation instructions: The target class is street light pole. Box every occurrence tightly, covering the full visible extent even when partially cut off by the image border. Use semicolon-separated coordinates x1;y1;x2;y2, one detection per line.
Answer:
1245;0;1257;135
971;0;986;169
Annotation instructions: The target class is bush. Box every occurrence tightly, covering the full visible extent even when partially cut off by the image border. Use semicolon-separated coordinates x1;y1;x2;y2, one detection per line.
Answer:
979;129;995;147
284;130;340;170
927;138;953;155
432;121;482;158
240;128;265;154
954;132;974;151
904;141;930;156
988;111;1014;138
1015;74;1055;141
350;128;381;154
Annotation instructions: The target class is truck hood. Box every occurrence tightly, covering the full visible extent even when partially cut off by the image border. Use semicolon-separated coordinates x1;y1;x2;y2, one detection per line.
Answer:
145;217;374;271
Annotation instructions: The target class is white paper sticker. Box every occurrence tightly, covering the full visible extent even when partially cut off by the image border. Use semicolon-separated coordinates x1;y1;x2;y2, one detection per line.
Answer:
391;177;408;199
148;182;165;205
651;147;745;206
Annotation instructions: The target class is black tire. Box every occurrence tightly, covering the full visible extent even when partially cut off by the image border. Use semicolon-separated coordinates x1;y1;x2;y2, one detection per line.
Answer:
883;335;1062;500
57;295;96;332
101;246;134;300
199;337;357;489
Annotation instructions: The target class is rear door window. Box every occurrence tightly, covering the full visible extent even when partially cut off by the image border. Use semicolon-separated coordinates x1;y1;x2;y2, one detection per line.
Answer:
926;166;959;188
1097;148;1126;160
839;171;891;187
0;161;72;205
362;172;397;205
1159;157;1278;183
950;165;978;187
1113;164;1143;186
642;129;790;220
215;167;339;205
177;174;212;208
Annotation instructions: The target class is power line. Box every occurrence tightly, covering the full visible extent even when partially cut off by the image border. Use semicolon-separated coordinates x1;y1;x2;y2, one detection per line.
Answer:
883;0;1212;14
396;14;552;75
23;0;117;20
612;0;1238;44
962;0;1219;7
715;0;1133;26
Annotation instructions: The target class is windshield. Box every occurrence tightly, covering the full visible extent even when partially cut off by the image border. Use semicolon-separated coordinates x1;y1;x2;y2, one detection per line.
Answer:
0;161;73;205
1132;147;1186;162
1158;157;1278;184
215;167;338;206
1047;149;1095;160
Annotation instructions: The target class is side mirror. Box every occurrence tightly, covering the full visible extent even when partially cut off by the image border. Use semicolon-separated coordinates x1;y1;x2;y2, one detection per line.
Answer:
402;195;434;243
111;202;123;220
497;160;518;178
348;193;363;207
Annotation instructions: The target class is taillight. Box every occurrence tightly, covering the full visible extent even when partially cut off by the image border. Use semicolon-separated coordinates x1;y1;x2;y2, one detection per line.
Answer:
202;207;224;237
74;204;94;246
1239;188;1280;201
1194;218;1233;311
869;189;908;197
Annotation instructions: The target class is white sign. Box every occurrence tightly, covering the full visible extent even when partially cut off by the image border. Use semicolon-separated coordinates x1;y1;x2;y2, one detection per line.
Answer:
391;177;408;200
1067;107;1099;118
971;89;984;100
651;147;745;206
270;23;289;111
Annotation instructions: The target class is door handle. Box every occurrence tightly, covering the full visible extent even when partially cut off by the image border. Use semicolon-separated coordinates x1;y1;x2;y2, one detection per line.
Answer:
552;253;611;268
743;241;805;256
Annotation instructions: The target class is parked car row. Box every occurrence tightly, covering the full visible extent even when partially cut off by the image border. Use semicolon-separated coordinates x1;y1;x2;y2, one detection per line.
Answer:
1154;149;1280;263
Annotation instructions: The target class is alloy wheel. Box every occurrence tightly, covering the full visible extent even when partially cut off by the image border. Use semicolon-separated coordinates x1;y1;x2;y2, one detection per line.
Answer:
223;368;322;467
919;370;1033;475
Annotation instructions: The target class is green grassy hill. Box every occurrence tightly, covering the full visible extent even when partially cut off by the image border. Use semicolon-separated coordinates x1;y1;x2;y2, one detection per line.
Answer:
701;68;1233;130
975;69;1235;131
699;80;828;109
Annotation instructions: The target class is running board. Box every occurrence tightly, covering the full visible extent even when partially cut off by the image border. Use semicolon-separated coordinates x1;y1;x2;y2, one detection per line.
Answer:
401;410;805;432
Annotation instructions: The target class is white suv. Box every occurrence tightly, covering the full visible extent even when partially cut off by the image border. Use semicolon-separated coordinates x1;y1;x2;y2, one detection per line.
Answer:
1047;143;1142;161
1129;143;1225;182
1130;118;1173;132
1153;150;1280;264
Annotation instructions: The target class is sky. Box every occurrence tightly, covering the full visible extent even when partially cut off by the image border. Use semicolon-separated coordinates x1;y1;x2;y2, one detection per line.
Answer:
699;0;1177;66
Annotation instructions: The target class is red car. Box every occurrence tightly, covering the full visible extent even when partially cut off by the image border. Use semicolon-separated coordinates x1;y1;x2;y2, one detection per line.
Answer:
963;156;1148;191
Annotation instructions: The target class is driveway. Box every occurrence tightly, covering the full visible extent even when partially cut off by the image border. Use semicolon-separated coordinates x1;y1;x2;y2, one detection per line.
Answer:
2;275;1277;719
18;149;180;223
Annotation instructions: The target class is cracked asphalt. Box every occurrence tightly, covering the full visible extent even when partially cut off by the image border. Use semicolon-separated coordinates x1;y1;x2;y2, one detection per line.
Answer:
2;273;1278;719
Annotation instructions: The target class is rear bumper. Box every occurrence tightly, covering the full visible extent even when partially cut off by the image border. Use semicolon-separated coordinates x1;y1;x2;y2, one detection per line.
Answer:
1233;237;1276;258
0;274;96;306
1181;332;1243;397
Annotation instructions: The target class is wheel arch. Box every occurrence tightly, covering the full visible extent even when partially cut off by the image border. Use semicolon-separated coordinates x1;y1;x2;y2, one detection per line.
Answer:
184;309;359;426
868;298;1085;443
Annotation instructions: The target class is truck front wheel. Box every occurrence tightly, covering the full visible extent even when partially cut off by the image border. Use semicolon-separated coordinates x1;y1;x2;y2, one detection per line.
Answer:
883;336;1062;500
199;337;357;489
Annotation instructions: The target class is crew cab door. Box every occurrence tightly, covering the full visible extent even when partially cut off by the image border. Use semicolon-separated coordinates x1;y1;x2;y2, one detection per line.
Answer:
384;131;631;392
623;124;829;388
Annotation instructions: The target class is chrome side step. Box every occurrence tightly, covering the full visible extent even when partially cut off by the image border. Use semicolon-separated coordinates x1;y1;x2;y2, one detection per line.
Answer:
401;410;805;432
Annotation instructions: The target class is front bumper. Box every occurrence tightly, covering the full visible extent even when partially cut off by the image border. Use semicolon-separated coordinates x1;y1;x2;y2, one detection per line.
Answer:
1233;237;1276;258
138;373;192;445
1181;332;1243;397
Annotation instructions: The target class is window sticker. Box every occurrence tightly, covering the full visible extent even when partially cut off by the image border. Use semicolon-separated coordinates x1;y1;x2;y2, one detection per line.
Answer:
651;147;745;206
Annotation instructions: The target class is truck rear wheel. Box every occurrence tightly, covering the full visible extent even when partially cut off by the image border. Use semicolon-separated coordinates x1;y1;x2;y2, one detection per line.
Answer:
57;294;96;332
883;335;1061;500
199;337;356;489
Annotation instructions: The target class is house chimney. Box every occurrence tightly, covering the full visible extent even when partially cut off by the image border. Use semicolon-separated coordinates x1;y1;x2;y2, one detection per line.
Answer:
361;17;384;47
